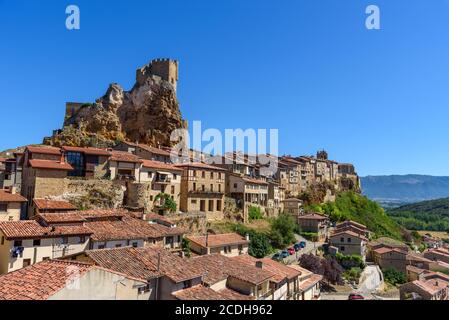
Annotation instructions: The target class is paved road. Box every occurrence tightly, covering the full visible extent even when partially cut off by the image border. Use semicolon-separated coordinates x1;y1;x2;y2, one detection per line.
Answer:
271;234;322;265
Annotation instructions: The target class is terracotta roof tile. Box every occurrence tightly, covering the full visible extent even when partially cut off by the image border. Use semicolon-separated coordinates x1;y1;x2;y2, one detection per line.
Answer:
86;247;202;283
0;189;27;203
28;159;73;171
110;151;143;163
336;220;367;230
241;177;268;186
62;146;111;156
26;146;62;155
218;288;255;300
123;142;171;157
187;233;249;249
330;230;368;242
172;285;227;300
297;274;323;291
142;160;182;172
33;199;75;210
37;212;87;224
0;260;94;300
0;221;92;240
298;213;328;221
191;254;273;286
174;162;227;171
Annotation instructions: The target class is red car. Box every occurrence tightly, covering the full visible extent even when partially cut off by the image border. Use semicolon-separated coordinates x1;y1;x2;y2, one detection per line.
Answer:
348;293;365;300
287;247;295;255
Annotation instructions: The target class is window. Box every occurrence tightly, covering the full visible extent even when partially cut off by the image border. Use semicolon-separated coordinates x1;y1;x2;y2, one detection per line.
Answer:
150;195;154;201
22;259;31;268
340;238;344;242
202;171;206;178
171;186;175;194
192;170;196;177
173;174;177;180
191;199;197;204
1;236;4;245
33;239;41;247
340;246;345;251
234;183;238;189
210;184;213;192
347;238;351;243
202;185;205;192
67;152;85;177
13;240;22;247
216;200;222;211
193;183;196;191
183;280;192;289
218;184;221;193
8;216;14;222
98;245;105;249
132;242;138;248
42;257;50;261
115;244;122;248
209;200;214;212
79;236;86;244
0;203;7;212
62;237;68;244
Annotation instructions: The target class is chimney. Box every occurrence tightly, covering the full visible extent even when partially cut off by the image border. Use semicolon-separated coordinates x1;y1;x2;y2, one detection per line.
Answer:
246;234;250;242
256;261;263;269
10;186;16;195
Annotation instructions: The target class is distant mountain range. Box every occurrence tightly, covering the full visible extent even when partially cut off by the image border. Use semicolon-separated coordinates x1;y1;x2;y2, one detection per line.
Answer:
361;175;449;208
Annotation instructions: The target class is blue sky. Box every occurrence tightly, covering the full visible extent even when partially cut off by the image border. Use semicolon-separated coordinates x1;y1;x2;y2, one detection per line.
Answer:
1;0;449;176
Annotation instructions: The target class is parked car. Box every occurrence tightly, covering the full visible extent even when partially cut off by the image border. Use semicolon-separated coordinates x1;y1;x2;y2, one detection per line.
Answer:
281;250;290;258
272;252;282;261
287;247;295;255
300;241;307;248
348;293;365;300
294;243;301;251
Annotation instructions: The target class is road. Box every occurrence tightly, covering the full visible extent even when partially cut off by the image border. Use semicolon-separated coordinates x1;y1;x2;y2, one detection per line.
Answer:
275;234;322;265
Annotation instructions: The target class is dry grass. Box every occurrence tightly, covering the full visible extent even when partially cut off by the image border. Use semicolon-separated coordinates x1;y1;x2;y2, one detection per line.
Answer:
417;230;449;240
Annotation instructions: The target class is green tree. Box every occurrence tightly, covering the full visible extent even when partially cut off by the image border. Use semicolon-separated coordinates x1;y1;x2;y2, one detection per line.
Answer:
269;213;296;248
383;268;407;286
248;206;263;221
248;233;272;258
182;238;191;258
154;193;177;213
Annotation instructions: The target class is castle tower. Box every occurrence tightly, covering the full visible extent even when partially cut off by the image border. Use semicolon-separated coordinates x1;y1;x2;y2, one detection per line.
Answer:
136;58;179;93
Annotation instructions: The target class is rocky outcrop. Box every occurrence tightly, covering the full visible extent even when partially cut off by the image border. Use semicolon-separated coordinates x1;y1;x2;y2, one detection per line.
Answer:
46;59;186;148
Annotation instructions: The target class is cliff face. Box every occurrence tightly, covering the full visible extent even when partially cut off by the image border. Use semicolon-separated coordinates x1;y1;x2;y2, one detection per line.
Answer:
46;59;186;148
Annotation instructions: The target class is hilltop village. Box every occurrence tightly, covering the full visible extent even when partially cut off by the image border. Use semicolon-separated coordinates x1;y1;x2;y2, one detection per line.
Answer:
0;59;448;301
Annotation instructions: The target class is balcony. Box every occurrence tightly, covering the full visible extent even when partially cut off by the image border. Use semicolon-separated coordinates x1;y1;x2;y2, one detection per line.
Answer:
154;176;172;184
116;174;136;181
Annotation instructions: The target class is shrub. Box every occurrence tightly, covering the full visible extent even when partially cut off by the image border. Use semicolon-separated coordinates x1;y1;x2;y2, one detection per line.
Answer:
269;213;296;248
343;267;362;283
181;238;191;258
383;268;407;286
300;232;319;242
248;206;263;221
336;253;365;269
248;233;273;258
154;193;177;213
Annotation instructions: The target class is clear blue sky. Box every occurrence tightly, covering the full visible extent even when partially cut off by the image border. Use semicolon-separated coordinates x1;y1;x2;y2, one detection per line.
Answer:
1;0;449;176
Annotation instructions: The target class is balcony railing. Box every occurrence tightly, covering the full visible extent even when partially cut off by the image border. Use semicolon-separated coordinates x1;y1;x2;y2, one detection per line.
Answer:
155;176;172;184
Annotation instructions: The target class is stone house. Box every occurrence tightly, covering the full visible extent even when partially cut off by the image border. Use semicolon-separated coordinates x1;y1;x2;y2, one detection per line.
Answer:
114;141;172;163
0;220;92;274
329;230;368;260
0;260;148;300
33;199;76;215
108;151;143;181
400;271;449;300
297;213;329;241
186;233;249;257
175;163;226;221
20;146;73;218
288;264;323;300
62;146;111;179
126;160;182;215
227;174;269;221
267;181;284;217
282;198;303;221
423;248;449;265
0;188;27;222
0;158;16;189
372;247;433;273
335;220;370;238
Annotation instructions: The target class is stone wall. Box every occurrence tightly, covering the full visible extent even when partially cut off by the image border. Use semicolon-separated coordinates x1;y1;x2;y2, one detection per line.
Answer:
166;212;208;236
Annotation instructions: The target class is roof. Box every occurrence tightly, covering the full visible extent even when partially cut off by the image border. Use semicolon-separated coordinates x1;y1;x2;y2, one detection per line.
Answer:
191;254;273;286
186;233;249;249
297;274;323;291
26;146;61;155
218;288;255;300
232;255;301;283
407;253;433;263
241;177;268;186
28;159;73;171
373;247;394;255
298;213;328;221
141;159;182;172
62;146;111;156
330;230;368;242
77;209;128;220
109;151;143;163
37;212;87;224
0;221;93;240
86;247;202;283
0;189;27;203
123;142;171;157
411;278;449;295
0;260;94;300
336;220;367;230
174;162;227;171
145;213;175;226
0;260;145;300
33;199;76;211
172;285;227;300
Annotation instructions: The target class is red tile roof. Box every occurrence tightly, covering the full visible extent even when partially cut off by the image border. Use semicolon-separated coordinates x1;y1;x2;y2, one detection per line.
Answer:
110;151;143;163
33;199;76;210
191;254;273;286
175;162;227;171
123;142;172;157
77;209;128;220
26;146;62;155
298;213;328;221
297;274;323;291
232;255;301;283
28;159;73;171
241;177;268;186
0;260;94;300
336;220;367;230
142;159;182;172
218;288;255;300
86;246;202;283
172;285;227;300
37;212;87;224
0;189;27;203
186;233;249;249
62;146;111;156
330;230;368;242
0;221;92;240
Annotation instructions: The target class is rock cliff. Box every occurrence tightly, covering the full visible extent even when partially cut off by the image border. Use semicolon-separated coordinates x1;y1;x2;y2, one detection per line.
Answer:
46;59;186;148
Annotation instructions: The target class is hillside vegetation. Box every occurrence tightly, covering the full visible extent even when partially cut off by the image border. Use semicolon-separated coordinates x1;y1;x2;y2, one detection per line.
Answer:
387;197;449;232
307;191;405;241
